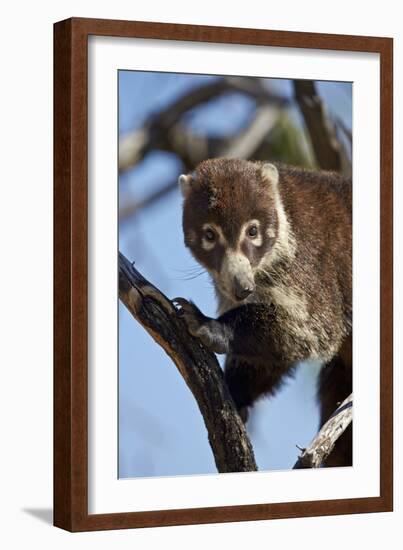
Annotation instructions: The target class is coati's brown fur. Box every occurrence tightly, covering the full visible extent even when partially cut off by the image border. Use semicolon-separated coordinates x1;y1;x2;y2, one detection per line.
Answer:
176;158;352;467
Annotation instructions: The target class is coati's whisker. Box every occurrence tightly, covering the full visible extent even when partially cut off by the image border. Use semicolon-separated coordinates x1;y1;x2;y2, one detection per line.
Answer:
170;264;207;279
171;266;207;275
173;271;207;281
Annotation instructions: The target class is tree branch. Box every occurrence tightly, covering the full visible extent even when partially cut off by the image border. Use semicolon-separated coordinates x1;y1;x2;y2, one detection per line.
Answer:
118;251;257;473
119;76;288;173
293;80;351;175
293;394;353;469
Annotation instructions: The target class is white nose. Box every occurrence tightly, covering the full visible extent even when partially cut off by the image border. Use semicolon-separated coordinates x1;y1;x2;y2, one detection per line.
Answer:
221;251;254;301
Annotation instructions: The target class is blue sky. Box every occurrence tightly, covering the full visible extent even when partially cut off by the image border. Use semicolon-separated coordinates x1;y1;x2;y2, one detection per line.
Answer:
118;71;352;478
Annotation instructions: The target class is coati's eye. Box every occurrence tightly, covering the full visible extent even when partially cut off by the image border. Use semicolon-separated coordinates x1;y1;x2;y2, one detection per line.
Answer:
248;225;258;238
201;224;222;251
204;228;216;242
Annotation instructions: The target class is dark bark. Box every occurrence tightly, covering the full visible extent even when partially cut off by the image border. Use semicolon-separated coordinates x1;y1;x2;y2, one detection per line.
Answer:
118;252;257;473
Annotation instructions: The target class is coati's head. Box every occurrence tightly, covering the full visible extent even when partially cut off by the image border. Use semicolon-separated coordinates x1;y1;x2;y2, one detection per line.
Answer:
179;158;291;303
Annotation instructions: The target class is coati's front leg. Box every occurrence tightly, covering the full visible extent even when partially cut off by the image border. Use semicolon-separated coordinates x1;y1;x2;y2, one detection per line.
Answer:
174;297;278;357
224;354;296;422
174;298;293;421
173;298;232;354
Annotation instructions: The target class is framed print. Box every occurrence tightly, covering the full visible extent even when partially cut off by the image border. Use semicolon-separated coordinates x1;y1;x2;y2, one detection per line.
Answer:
53;17;393;531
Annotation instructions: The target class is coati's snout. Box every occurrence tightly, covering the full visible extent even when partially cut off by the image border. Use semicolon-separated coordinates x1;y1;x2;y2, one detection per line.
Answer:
220;251;255;301
179;158;282;302
233;277;255;301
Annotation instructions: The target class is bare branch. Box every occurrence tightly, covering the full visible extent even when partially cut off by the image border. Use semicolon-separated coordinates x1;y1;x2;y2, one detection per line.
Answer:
293;394;353;469
119;179;179;221
118;252;257;473
293;81;351;175
221;105;280;159
150;76;287;133
119;77;288;172
119;128;149;172
335;116;353;145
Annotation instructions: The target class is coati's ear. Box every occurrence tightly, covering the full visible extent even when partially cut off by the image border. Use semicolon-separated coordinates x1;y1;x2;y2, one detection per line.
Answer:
178;174;193;198
261;163;279;187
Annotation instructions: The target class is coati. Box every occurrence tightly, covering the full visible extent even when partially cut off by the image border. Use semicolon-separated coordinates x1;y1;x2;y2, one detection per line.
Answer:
175;158;352;467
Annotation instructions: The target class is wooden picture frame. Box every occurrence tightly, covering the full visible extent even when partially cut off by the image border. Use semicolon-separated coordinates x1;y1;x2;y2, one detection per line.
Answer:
54;17;393;532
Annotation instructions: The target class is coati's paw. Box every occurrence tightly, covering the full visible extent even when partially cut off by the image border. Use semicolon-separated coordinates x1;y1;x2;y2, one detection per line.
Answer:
173;297;210;338
173;297;229;354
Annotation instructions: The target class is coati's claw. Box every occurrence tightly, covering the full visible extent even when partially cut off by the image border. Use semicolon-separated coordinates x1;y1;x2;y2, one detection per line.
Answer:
173;297;207;338
173;297;230;354
172;297;191;311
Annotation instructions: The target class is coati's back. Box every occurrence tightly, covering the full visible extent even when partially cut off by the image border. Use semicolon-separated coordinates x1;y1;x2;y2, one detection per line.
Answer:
271;164;352;362
179;158;352;465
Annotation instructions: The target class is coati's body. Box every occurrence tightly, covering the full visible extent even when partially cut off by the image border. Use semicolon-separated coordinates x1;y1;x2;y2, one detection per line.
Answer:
177;158;352;466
